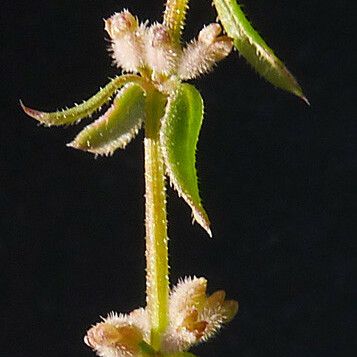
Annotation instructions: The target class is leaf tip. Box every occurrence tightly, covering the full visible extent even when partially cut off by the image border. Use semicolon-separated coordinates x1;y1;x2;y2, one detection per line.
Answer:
291;85;310;106
67;139;93;153
192;209;212;238
20;100;46;122
66;140;79;150
300;94;310;106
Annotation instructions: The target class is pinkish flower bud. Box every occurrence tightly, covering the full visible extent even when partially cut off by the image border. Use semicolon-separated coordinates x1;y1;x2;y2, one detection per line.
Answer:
104;10;138;39
84;311;149;357
209;35;234;62
198;23;222;45
178;23;233;80
144;23;179;76
105;10;146;73
151;23;172;47
85;322;143;356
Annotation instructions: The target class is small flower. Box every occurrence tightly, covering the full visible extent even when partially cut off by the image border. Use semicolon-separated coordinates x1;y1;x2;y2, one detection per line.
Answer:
84;310;149;357
105;10;146;73
84;277;238;356
177;23;233;80
144;23;180;78
162;277;238;353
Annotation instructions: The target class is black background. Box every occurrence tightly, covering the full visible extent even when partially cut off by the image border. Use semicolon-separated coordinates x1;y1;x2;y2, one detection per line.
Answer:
1;1;355;356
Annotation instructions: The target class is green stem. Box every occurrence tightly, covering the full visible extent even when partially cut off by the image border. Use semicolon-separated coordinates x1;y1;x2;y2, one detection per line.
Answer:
144;90;169;351
163;0;190;43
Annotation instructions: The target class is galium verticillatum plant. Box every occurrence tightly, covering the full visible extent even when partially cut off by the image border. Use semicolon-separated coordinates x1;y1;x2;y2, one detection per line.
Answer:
22;1;307;356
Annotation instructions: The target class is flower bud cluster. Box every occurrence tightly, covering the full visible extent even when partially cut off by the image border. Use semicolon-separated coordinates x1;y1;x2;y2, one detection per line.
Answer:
85;277;238;356
105;10;233;83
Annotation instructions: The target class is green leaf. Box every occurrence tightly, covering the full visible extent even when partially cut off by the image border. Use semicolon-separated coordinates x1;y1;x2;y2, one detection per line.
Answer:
160;83;211;237
68;84;145;156
213;0;308;103
21;74;142;126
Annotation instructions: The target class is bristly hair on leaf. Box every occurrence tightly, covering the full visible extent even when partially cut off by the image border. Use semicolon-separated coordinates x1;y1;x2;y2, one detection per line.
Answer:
213;0;309;104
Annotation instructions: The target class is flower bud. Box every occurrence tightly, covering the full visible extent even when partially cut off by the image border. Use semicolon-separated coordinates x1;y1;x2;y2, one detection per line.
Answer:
104;10;138;39
162;277;238;353
178;23;233;80
198;24;233;62
145;23;179;76
198;23;222;45
85;322;143;355
170;276;207;314
209;35;234;62
85;323;121;348
151;23;172;47
84;311;148;357
105;10;145;73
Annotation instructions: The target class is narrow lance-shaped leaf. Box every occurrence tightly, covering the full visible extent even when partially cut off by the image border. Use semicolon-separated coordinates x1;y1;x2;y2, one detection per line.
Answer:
213;0;308;103
160;83;211;237
68;83;145;156
21;74;142;126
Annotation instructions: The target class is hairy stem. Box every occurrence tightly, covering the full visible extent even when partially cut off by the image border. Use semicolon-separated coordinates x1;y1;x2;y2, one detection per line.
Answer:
144;90;169;350
163;0;190;43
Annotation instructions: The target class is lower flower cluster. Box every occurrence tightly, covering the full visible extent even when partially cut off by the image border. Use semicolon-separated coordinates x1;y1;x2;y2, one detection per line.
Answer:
85;277;238;356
